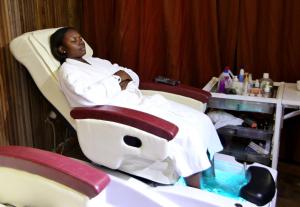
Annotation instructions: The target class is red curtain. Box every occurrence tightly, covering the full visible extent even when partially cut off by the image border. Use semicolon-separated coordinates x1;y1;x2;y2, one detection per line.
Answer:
82;0;222;86
82;0;300;86
82;0;300;162
235;0;300;82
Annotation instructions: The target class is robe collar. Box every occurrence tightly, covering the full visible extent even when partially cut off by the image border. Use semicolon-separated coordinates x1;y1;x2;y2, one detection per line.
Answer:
66;56;91;65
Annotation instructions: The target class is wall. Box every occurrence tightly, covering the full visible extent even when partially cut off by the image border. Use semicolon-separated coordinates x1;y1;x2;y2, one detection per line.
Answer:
0;0;82;149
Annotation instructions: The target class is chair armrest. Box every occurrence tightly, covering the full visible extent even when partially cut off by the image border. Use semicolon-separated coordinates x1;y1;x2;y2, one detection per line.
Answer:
139;82;211;104
70;105;178;141
0;146;110;198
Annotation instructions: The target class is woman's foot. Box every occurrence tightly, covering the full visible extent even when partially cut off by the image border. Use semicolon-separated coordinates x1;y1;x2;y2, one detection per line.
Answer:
184;172;201;189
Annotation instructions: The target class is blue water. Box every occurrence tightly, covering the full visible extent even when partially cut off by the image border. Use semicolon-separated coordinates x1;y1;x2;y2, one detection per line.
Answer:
176;161;250;200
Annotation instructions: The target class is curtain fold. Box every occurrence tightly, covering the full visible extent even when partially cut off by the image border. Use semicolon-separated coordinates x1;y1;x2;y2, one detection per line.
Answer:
82;0;221;86
216;0;240;73
82;0;300;85
236;0;300;82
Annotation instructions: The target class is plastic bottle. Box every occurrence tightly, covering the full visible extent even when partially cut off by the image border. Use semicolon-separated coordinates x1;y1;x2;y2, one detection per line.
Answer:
263;82;272;98
231;76;241;94
225;66;234;79
217;78;226;93
238;68;245;82
218;69;232;93
224;75;232;90
260;73;273;96
243;73;249;95
254;79;260;88
248;73;253;89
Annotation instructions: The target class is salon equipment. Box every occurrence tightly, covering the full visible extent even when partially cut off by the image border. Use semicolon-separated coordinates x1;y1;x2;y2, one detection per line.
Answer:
9;27;210;185
204;77;300;170
204;77;284;168
9;28;277;206
0;146;276;207
0;146;177;207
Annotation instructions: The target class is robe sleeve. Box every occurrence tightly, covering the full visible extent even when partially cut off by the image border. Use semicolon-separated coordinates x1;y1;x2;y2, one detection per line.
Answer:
115;65;140;88
59;66;122;106
93;58;140;87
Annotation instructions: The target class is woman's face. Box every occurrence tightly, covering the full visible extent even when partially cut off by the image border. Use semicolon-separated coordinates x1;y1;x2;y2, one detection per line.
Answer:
60;29;86;59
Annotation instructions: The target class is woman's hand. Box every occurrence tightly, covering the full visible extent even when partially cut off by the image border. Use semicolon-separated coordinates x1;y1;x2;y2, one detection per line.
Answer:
114;70;132;90
114;70;132;82
119;79;131;90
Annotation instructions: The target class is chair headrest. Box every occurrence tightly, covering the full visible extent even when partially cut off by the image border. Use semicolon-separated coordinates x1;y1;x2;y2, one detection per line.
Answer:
10;27;93;75
9;28;93;128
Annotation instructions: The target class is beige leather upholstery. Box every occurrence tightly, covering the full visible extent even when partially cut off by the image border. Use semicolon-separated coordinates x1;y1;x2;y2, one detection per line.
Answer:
142;90;206;112
9;28;205;127
0;146;183;207
9;28;93;128
0;167;89;207
9;28;207;185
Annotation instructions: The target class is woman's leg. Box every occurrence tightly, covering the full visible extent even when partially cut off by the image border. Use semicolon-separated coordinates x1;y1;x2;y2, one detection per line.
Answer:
184;172;201;189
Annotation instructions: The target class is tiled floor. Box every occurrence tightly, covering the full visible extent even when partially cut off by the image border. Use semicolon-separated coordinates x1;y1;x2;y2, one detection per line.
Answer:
277;162;300;207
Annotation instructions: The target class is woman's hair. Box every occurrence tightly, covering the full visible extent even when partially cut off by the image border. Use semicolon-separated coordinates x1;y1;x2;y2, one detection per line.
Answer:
50;27;75;64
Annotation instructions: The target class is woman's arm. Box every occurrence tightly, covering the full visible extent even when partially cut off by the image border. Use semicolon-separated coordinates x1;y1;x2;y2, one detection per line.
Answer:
114;70;133;90
93;57;140;88
59;66;121;106
114;70;132;82
118;67;140;86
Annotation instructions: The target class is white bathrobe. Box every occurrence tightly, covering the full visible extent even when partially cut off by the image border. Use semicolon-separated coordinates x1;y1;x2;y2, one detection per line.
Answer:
58;56;223;182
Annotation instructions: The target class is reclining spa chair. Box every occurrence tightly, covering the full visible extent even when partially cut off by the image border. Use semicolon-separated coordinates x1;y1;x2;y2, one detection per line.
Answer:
9;28;211;184
0;145;109;207
0;146;177;207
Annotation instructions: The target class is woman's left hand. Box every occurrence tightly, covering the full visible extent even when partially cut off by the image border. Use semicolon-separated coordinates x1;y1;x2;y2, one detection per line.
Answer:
119;79;131;90
114;70;132;82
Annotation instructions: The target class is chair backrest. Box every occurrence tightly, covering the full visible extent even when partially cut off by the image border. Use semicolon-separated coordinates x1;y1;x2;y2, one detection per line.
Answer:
9;28;93;128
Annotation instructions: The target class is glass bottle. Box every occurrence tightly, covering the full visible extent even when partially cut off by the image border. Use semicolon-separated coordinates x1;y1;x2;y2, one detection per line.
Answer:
238;68;245;82
243;73;249;95
263;82;272;98
231;76;241;95
260;73;273;96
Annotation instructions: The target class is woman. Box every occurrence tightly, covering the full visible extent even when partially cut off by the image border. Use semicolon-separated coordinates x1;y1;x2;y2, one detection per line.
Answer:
50;27;223;189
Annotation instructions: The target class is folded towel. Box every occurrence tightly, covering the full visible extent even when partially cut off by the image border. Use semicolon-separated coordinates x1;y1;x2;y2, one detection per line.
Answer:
207;110;244;129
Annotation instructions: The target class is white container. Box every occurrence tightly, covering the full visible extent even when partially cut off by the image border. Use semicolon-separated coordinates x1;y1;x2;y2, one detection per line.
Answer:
297;80;300;91
217;70;232;93
238;68;245;82
231;76;242;95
